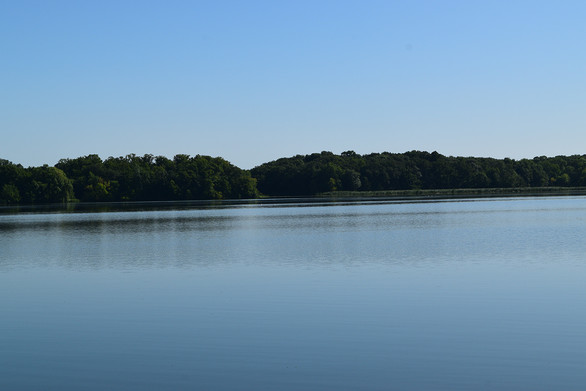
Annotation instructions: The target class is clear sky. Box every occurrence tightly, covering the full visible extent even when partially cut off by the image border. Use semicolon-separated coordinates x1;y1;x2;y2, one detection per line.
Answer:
2;1;585;169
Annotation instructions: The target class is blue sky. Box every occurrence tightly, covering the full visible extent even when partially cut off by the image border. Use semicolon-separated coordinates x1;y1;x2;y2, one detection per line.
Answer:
2;1;585;168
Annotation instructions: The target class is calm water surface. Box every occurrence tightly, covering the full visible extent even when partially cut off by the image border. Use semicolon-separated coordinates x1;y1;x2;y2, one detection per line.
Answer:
1;196;586;390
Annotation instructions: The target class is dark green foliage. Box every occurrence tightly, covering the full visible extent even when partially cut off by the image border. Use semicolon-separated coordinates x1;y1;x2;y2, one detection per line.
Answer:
54;153;258;202
250;151;586;196
27;166;74;203
2;151;586;204
0;160;74;204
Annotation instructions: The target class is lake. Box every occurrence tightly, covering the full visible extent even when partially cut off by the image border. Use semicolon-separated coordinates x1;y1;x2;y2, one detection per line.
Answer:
1;196;586;390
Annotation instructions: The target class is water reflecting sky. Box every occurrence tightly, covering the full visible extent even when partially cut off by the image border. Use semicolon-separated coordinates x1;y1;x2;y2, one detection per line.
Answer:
1;196;586;390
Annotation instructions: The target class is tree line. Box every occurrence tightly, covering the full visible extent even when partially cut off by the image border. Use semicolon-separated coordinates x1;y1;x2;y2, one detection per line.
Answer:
1;151;586;204
250;150;586;196
0;154;258;204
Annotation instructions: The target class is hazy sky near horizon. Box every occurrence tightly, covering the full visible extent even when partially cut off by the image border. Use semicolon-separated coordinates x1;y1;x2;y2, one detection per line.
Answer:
2;1;585;168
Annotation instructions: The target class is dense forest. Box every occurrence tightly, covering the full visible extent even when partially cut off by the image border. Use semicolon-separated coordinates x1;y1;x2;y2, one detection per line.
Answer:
1;151;586;205
0;154;258;204
251;151;586;196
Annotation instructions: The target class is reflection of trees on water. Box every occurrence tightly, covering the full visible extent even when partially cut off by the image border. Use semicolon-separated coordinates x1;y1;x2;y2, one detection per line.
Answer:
1;197;585;272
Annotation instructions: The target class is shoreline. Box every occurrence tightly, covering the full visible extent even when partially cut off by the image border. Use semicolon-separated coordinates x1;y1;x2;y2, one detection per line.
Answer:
1;187;586;214
317;186;586;199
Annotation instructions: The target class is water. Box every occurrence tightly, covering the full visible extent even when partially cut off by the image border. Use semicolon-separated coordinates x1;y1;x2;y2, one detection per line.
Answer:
1;196;586;390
